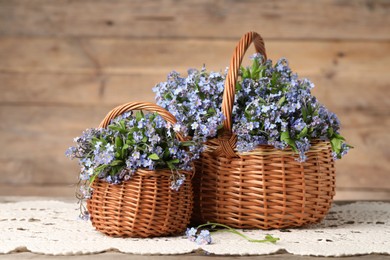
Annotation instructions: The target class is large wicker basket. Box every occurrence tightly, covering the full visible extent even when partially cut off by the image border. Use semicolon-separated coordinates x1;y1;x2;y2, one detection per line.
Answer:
87;102;194;237
194;32;336;229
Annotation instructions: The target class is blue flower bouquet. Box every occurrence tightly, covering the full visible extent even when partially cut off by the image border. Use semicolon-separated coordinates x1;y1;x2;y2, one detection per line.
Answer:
154;32;351;229
67;102;197;237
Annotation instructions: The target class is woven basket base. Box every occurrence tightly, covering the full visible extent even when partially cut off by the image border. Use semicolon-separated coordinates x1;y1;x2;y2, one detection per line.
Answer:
87;169;193;237
194;142;336;229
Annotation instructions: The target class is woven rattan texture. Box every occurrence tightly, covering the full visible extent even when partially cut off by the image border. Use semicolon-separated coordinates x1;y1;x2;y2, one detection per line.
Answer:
194;32;336;229
87;102;193;237
197;142;335;229
88;169;193;237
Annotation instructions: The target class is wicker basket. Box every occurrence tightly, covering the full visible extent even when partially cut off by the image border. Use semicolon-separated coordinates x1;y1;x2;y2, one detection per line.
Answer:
195;32;336;229
87;102;194;237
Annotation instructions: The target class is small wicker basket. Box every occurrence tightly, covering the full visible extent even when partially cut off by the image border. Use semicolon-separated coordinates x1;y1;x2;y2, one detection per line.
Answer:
194;32;336;229
87;102;194;237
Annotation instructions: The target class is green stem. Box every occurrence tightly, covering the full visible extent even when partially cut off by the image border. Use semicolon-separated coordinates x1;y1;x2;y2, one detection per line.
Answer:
196;223;279;244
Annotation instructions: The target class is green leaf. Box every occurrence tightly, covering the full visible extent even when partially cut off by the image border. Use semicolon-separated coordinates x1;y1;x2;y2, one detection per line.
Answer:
236;82;242;91
167;161;174;170
180;141;195;147
163;93;172;100
297;126;308;139
91;165;109;183
168;158;180;164
251;58;259;71
110;160;124;167
330;137;342;153
244;109;251;118
91;137;100;143
163;149;170;158
280;131;290;142
278;96;286;106
258;97;266;104
280;131;297;151
207;107;216;115
95;164;108;173
328;127;334;137
307;102;313;115
142;136;148;143
148;153;160;160
194;82;200;92
334;133;346;141
271;73;278;86
108;125;122;132
251;59;261;79
89;174;97;186
119;120;126;129
252;68;261;80
115;137;123;149
302;106;307;121
137;145;146;152
110;166;117;176
114;137;123;158
136;111;144;122
242;68;250;79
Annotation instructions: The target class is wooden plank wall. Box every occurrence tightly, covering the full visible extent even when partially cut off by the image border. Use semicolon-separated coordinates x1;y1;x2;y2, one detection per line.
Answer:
0;0;389;199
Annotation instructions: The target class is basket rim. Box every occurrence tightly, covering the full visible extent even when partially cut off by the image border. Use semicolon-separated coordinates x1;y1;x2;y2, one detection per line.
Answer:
91;166;195;180
98;101;185;141
203;139;331;157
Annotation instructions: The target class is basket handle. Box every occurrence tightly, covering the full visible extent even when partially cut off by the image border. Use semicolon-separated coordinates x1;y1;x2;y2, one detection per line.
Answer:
221;31;267;133
99;101;185;141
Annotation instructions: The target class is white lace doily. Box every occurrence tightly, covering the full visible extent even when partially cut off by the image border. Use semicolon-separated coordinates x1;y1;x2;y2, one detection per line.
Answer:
0;201;389;256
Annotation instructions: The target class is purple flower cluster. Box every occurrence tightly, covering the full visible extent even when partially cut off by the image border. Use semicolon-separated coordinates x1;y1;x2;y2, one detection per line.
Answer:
66;111;197;200
233;54;350;161
153;67;225;146
185;227;212;245
154;56;350;162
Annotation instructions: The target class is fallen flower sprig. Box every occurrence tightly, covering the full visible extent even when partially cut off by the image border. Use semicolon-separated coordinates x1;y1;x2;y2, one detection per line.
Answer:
186;222;280;245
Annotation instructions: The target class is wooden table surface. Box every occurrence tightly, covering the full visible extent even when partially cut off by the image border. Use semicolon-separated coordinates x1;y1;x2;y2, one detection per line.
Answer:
1;197;389;260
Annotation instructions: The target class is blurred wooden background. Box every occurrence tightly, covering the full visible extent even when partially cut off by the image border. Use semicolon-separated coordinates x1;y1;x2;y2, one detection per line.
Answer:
0;0;389;199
